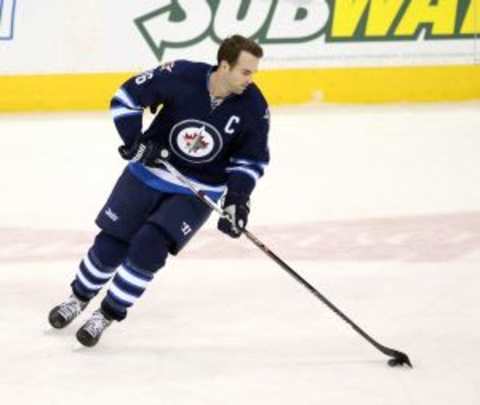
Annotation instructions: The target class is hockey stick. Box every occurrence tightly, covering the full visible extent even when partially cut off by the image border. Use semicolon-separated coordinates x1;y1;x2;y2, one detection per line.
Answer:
156;158;412;368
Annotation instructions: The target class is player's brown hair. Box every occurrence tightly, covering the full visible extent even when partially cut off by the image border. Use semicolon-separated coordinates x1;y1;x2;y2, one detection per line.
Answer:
217;35;263;67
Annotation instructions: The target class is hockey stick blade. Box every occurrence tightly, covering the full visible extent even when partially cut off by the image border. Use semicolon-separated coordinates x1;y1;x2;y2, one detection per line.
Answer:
387;350;413;368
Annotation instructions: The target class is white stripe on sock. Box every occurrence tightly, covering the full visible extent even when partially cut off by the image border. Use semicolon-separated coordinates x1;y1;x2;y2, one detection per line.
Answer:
109;283;138;304
77;271;104;291
117;266;151;289
83;255;115;280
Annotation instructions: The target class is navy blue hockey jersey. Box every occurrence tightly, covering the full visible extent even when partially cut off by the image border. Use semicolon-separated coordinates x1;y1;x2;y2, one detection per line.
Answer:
110;60;270;200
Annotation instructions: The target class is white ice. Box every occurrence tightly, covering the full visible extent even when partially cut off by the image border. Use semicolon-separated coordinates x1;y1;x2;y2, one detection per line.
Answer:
1;102;480;405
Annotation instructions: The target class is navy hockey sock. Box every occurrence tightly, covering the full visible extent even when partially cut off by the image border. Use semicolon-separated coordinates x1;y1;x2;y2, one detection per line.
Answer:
71;232;129;301
100;223;169;321
91;230;129;268
101;260;155;321
126;223;169;272
71;249;117;301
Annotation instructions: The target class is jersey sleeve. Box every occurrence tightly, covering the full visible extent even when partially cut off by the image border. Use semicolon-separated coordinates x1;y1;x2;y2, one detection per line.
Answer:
109;61;181;147
225;100;270;200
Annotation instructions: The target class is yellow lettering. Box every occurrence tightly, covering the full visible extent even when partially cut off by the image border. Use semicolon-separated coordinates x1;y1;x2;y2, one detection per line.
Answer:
460;0;480;34
395;0;457;36
365;0;405;36
330;0;370;37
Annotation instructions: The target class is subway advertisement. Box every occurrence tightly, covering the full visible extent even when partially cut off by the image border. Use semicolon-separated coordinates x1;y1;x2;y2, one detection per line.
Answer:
0;1;479;109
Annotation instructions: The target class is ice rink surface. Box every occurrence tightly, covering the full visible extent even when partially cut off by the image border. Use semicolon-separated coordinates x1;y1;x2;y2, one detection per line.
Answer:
1;102;480;404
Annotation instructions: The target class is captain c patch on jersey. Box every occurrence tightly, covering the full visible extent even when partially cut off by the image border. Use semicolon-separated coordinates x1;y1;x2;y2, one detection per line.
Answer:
169;119;223;164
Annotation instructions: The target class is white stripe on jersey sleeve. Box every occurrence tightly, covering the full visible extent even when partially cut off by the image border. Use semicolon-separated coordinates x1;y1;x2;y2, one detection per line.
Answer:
111;107;143;120
114;88;143;111
230;158;268;170
225;166;260;182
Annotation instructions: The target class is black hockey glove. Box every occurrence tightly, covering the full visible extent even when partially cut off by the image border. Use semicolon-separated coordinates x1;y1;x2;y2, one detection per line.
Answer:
118;140;158;166
217;192;250;238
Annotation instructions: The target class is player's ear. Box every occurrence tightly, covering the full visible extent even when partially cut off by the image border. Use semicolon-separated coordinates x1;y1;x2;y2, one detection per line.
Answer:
219;60;230;72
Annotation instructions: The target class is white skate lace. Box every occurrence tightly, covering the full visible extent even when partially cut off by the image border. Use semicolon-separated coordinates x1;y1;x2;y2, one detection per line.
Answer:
58;296;84;320
84;311;111;338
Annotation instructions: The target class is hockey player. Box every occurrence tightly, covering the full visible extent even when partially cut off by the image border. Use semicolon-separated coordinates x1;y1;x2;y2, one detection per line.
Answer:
48;35;270;347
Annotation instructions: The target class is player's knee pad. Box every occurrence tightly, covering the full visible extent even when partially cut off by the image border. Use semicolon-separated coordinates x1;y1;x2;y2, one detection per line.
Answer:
127;223;169;274
92;230;129;269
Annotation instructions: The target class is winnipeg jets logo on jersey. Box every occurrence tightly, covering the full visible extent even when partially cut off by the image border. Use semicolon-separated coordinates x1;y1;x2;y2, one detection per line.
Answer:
180;127;211;155
169;119;223;163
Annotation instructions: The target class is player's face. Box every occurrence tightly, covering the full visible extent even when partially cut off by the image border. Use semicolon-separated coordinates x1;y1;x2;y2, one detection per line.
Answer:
224;51;259;94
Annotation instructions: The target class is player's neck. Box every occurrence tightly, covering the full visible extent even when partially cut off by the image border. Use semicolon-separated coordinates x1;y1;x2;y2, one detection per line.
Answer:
209;71;232;99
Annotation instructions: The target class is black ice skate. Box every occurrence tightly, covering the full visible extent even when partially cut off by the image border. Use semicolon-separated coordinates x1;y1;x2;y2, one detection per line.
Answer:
48;294;88;329
76;309;112;347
